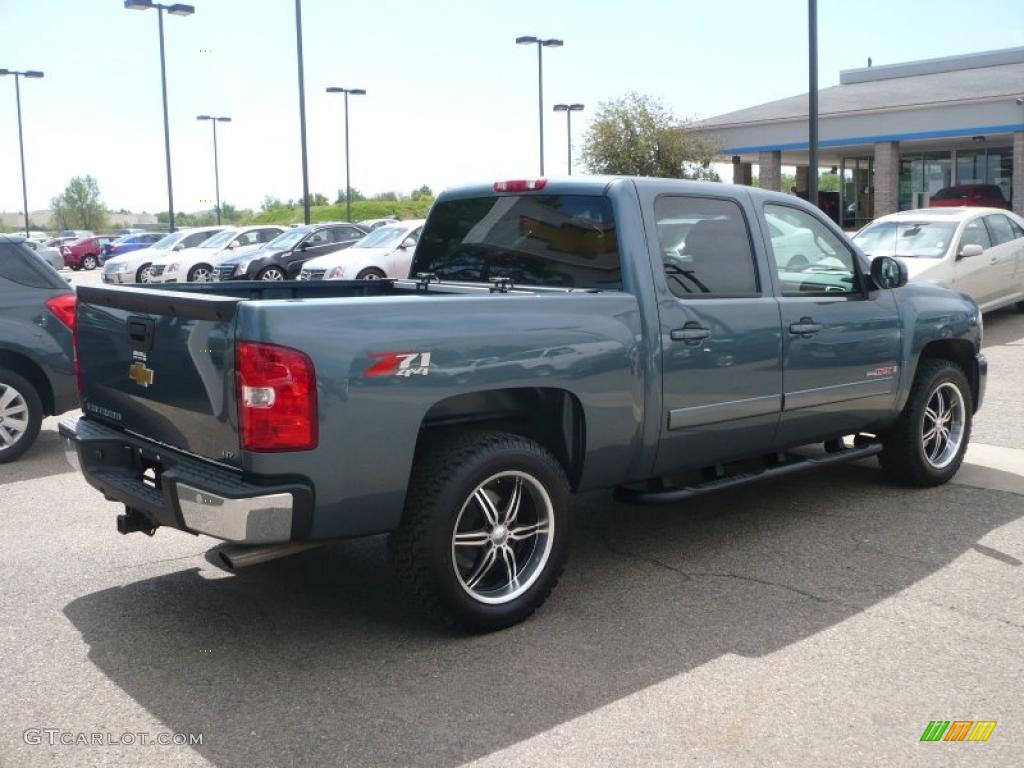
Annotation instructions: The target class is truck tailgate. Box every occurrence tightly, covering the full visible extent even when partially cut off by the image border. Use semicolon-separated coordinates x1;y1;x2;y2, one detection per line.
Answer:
76;286;242;466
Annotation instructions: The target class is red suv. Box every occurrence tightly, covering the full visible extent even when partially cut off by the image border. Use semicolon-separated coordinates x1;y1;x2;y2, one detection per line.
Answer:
929;184;1010;209
62;235;119;270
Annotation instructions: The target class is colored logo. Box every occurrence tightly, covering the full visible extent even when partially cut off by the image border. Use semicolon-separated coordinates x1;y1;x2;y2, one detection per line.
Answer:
128;361;155;388
364;351;432;378
920;720;996;742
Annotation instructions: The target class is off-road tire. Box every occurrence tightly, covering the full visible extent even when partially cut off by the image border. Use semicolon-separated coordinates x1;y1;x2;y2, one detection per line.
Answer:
879;359;972;486
0;368;44;464
389;430;572;632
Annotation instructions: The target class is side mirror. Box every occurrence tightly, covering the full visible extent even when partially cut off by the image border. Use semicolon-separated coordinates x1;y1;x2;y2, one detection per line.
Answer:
870;255;908;290
227;240;239;249
299;241;310;250
958;243;984;259
173;243;185;251
400;237;417;250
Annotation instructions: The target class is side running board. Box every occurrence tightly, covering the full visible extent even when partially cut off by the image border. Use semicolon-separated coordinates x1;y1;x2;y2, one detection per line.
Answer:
614;442;882;505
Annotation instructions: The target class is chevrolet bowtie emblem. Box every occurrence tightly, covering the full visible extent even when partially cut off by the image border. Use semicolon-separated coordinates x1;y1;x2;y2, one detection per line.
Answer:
128;361;155;388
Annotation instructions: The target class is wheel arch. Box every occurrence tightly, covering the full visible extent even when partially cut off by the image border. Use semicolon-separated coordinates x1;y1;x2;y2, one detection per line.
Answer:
0;349;54;415
916;338;979;411
413;387;587;490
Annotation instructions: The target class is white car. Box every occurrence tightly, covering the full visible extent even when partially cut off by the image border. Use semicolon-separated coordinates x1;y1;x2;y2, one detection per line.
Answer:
357;217;399;232
151;226;285;283
102;226;227;284
299;219;425;280
853;207;1024;313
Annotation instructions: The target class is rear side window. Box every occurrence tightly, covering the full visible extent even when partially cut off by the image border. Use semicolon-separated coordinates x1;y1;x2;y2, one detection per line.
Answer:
0;242;66;289
986;214;1016;246
413;194;621;289
656;196;758;297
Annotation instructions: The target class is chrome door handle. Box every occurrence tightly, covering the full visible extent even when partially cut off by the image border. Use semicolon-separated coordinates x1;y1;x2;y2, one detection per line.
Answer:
789;317;823;337
670;325;711;344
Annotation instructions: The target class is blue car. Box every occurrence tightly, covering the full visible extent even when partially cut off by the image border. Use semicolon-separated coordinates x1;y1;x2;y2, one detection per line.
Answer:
100;232;163;263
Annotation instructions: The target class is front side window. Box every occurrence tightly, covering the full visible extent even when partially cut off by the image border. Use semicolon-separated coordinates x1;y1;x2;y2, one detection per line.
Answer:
985;214;1016;246
656;196;758;298
305;229;332;245
960;218;991;251
413;195;621;289
765;204;858;296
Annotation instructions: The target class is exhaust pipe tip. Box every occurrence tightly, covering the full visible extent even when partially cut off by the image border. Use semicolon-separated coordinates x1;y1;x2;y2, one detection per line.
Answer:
208;542;324;572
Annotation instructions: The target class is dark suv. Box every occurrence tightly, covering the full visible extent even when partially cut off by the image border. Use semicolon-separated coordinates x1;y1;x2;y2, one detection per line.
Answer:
0;236;79;462
214;222;367;281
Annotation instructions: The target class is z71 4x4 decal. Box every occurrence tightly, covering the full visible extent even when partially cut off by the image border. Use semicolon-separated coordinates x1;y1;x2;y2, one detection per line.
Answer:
365;351;432;378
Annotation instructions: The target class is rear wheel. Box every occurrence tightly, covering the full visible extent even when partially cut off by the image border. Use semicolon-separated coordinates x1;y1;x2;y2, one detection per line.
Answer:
0;369;43;464
82;254;98;270
258;266;286;281
356;267;386;280
389;430;572;632
879;359;971;486
188;264;213;282
136;263;152;283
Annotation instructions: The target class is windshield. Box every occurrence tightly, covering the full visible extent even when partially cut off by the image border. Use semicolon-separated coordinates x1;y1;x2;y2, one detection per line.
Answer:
853;221;956;259
149;233;180;251
355;226;407;249
199;229;237;249
412;194;621;289
265;229;309;249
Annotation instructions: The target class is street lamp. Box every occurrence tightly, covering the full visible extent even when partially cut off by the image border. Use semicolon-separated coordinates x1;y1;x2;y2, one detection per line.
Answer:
326;87;366;223
0;68;44;237
516;36;563;175
553;103;584;175
124;0;195;233
197;115;231;224
807;0;819;207
294;0;311;224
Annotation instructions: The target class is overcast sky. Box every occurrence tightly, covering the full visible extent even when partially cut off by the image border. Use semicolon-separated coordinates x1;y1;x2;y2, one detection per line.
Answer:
1;0;1022;215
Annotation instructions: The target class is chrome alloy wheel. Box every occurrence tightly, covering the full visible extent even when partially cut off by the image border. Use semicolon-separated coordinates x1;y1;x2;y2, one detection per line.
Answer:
190;266;212;282
0;383;30;448
451;471;554;605
260;267;285;280
922;381;966;469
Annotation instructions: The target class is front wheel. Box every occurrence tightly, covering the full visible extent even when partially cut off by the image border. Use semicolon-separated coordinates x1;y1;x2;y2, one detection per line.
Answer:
258;266;286;281
389;430;572;632
187;264;213;282
879;359;972;486
356;267;386;280
82;254;98;270
136;263;152;283
0;369;43;464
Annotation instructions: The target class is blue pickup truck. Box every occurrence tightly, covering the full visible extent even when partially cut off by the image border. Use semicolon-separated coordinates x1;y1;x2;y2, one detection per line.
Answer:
61;177;986;631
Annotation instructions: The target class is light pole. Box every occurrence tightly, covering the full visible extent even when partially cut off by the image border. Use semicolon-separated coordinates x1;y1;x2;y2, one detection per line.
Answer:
124;1;195;233
295;0;311;224
0;68;43;237
197;115;231;224
326;87;366;223
553;103;584;175
516;36;563;175
807;0;819;207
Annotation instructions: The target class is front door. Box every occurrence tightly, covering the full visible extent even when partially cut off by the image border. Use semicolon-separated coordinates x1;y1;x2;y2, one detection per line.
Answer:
981;213;1023;306
763;203;902;448
953;215;998;308
646;193;783;475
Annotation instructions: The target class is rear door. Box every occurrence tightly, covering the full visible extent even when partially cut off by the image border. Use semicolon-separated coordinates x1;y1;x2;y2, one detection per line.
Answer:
982;213;1021;305
75;286;241;464
640;189;783;474
764;203;901;448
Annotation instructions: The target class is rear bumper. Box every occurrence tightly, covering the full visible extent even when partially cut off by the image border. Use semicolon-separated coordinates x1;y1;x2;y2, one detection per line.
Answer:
59;414;313;544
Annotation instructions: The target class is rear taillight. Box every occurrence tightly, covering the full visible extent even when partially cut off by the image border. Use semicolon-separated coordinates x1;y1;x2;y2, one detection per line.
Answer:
45;294;76;331
235;341;317;452
493;178;547;192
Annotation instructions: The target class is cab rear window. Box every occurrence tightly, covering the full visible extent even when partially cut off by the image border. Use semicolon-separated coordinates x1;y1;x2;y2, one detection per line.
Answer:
413;194;621;289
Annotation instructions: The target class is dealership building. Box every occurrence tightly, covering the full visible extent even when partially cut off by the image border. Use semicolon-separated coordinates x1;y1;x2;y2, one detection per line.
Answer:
695;47;1024;227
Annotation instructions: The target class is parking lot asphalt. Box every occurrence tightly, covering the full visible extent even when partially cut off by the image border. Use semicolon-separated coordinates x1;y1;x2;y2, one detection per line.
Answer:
2;307;1022;768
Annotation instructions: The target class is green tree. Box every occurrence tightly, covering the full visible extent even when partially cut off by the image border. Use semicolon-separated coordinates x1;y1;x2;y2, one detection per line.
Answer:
372;191;399;202
50;175;108;230
261;195;286;212
307;192;329;207
219;202;239;222
580;92;719;179
336;187;367;204
410;184;433;201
